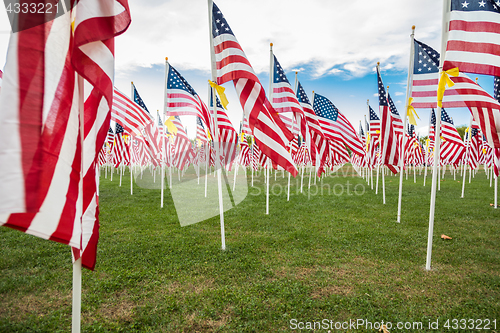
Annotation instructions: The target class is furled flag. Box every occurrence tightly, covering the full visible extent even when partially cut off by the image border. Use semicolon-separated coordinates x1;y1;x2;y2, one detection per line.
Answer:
443;0;500;76
494;76;500;176
296;81;329;176
172;116;195;170
313;93;365;158
411;39;500;149
210;1;297;176
165;61;214;136
377;66;400;173
0;0;131;270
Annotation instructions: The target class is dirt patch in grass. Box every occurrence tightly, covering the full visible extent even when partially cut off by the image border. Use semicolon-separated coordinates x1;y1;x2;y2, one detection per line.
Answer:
0;289;71;321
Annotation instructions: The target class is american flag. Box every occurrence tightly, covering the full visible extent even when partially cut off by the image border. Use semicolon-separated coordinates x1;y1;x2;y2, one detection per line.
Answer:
313;93;365;157
112;123;130;167
366;105;380;168
468;127;481;169
251;143;261;171
411;39;500;149
377;66;400;173
271;54;310;157
443;0;500;76
272;55;304;117
0;0;131;270
130;84;162;164
106;126;115;154
209;89;238;167
196;117;209;142
429;108;466;166
211;2;297;176
387;93;404;135
240;117;252;135
172;116;195;170
238;135;250;166
165;62;214;138
112;87;153;135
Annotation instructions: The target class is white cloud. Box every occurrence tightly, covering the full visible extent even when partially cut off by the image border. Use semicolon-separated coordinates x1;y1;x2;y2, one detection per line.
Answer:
113;0;443;78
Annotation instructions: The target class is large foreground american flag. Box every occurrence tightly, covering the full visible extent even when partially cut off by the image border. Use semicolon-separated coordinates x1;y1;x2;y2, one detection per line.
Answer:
0;0;131;270
411;38;500;149
210;1;297;176
443;0;500;77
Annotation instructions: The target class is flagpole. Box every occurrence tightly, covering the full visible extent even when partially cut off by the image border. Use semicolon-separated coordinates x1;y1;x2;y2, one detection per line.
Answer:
461;115;473;198
266;43;275;215
397;26;416;223
208;0;226;249
162;60;170;208
426;0;450;271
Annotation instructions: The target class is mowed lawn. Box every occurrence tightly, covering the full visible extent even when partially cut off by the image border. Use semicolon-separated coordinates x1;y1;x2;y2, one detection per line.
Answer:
1;165;499;332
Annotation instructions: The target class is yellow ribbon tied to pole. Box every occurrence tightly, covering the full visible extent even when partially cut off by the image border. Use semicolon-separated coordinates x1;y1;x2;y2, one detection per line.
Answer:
366;133;370;152
407;97;420;126
165;116;178;135
437;67;459;107
209;80;229;109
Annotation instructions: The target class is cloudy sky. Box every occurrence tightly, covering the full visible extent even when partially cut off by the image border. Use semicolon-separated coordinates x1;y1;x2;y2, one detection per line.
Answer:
0;0;496;138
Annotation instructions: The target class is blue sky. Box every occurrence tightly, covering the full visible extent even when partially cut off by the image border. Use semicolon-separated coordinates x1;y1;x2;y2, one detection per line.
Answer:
1;0;496;138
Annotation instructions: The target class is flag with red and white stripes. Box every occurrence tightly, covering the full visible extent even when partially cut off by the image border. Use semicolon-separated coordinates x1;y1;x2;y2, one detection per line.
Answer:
112;87;153;135
112;123;130;167
312;93;365;158
210;1;297;176
443;0;500;77
377;67;400;173
165;62;214;136
0;0;131;270
429;108;465;166
172;117;195;170
411;39;500;149
209;88;238;167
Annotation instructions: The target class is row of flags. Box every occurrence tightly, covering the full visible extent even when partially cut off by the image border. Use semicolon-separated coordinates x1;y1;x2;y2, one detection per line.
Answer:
2;0;500;274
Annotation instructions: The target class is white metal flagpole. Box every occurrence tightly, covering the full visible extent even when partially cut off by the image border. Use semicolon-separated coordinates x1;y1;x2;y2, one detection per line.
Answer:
426;0;450;271
461;115;473;198
397;25;416;223
208;0;226;249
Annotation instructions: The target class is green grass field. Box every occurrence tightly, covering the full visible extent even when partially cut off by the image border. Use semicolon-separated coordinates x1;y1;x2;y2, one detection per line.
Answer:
1;165;499;332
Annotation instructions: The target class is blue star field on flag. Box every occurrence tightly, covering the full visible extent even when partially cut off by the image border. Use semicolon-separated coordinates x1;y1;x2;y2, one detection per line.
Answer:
273;56;291;84
387;93;400;116
211;2;234;38
451;0;500;13
377;70;388;107
296;82;312;105
167;65;198;97
494;76;500;102
369;105;379;121
313;93;339;122
413;40;440;75
115;122;124;135
133;84;149;113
